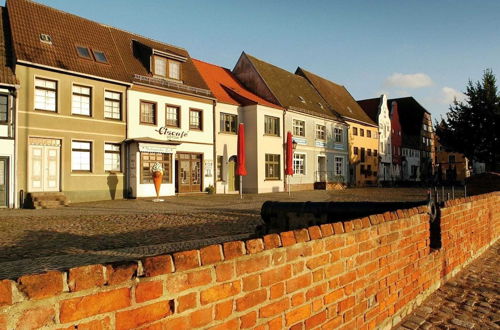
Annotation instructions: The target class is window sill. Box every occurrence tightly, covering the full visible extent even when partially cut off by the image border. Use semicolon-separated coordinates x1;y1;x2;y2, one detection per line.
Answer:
263;134;280;138
104;117;123;122
219;132;237;135
190;128;203;131
264;179;281;181
34;108;57;112
72;113;92;118
140;122;157;126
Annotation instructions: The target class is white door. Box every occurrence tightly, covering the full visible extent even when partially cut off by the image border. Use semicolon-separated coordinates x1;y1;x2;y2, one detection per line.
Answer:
29;143;60;192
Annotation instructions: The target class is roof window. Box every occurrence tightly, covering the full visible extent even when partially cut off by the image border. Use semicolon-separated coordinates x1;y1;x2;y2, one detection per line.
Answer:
92;50;108;63
76;46;92;59
40;34;52;44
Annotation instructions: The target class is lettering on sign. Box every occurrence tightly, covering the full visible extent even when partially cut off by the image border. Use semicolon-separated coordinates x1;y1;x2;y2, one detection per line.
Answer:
155;127;188;140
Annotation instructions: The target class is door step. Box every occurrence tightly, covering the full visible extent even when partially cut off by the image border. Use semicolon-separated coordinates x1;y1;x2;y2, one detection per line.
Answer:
24;192;70;209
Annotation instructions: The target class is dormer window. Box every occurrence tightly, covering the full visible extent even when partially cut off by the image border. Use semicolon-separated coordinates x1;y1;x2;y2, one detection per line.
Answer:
92;50;108;63
76;46;92;59
153;55;181;80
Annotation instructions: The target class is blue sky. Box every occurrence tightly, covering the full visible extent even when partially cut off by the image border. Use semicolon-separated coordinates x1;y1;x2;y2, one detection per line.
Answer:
9;0;500;120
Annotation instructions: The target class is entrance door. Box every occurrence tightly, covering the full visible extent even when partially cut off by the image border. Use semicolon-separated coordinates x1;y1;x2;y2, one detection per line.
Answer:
317;156;326;182
176;153;202;193
28;139;60;192
227;156;239;192
0;157;7;207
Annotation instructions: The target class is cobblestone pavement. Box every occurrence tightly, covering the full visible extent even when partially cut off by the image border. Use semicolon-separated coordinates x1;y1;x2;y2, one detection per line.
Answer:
0;188;446;279
397;241;500;329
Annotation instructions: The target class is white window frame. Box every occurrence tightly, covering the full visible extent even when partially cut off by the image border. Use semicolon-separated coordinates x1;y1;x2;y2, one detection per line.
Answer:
104;90;122;120
334;156;344;176
34;77;57;112
293;119;305;137
104;143;121;172
71;140;92;172
71;84;92;116
293;153;306;175
315;124;326;140
334;128;343;143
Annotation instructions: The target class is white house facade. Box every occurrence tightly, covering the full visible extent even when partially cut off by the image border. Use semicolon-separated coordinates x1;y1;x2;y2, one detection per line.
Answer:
377;95;392;182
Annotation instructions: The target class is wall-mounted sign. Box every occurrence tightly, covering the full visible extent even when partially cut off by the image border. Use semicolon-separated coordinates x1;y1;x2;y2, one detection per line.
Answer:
293;138;307;145
139;144;175;154
155;127;188;140
334;143;344;150
315;140;326;147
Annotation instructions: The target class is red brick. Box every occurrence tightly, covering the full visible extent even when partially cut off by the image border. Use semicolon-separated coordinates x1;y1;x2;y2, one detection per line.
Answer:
142;255;173;277
322;315;342;329
16;306;55;330
324;288;344;305
341;245;358;258
245;239;264;254
263;234;281;249
272;251;286;265
115;300;172;330
200;244;223;265
338;296;355;312
361;217;371;228
18;271;63;300
294;229;310;242
344;221;355;232
200;281;241;305
236;289;267;311
286;305;311;326
240;311;257;328
173;250;200;271
260;298;290;318
162;316;191;330
324;261;344;278
268;316;284;330
270;282;285;299
223;241;246;259
136;280;163;303
332;222;344;234
242;274;260;291
167;269;212;293
352;219;363;230
176;292;197;313
261;264;292;286
60;288;131;323
215;300;233;320
0;280;12;307
308;226;323;240
306;283;327;300
286;274;312;294
189;306;213;328
291;292;305;306
0;314;6;330
215;263;234;282
306;254;329;270
72;317;111;330
68;265;105;292
280;231;297;246
106;262;137;286
313;269;324;282
206;319;239;330
287;245;312;262
236;255;270;276
305;310;327;329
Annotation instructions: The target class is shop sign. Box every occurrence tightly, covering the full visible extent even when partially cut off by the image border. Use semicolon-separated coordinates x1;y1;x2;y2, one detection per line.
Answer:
139;144;175;154
315;140;326;147
155;127;188;140
334;143;344;150
293;137;307;145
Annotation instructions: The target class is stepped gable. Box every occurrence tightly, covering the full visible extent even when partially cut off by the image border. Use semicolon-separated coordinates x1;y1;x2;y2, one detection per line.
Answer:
0;6;16;85
192;58;282;109
297;68;376;126
357;97;381;124
243;53;341;120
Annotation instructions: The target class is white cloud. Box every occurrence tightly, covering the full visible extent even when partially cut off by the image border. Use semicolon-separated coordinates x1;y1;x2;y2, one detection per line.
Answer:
440;87;466;104
384;73;434;89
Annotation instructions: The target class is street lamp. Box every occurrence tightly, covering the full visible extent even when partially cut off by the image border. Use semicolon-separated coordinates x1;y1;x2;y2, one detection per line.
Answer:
292;139;298;150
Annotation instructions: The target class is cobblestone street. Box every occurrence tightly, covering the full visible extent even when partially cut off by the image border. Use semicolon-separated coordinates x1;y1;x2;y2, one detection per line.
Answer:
397;241;500;330
0;187;436;279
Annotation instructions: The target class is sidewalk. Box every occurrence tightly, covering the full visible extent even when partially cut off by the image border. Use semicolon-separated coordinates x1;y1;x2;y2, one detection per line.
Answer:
397;241;500;329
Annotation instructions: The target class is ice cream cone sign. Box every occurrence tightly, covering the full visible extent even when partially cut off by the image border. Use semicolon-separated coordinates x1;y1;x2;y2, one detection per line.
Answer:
151;162;164;201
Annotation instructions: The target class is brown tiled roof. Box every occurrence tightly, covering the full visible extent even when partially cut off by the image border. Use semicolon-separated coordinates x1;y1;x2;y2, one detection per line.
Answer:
243;53;341;120
0;7;17;85
7;0;130;82
6;0;212;97
357;97;381;124
297;68;376;126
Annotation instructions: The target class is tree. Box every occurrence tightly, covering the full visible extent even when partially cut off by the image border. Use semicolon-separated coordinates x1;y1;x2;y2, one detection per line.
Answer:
436;69;500;171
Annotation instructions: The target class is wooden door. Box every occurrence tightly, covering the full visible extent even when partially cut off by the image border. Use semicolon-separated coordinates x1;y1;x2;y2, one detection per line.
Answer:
0;157;7;207
29;145;44;192
45;147;60;191
176;153;203;193
28;144;60;192
190;154;202;192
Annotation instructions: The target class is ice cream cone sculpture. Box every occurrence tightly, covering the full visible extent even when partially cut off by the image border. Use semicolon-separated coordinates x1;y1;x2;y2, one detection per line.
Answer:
151;162;164;200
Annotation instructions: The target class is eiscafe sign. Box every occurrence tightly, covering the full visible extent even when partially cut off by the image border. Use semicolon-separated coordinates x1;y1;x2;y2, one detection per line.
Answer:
155;127;188;140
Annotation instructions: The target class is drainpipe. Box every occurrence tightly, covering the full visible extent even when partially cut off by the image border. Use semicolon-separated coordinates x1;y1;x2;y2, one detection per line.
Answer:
12;87;19;208
212;99;217;193
283;108;287;192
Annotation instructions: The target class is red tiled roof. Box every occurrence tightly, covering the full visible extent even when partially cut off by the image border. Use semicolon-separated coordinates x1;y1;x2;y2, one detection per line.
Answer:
193;59;283;110
0;7;16;86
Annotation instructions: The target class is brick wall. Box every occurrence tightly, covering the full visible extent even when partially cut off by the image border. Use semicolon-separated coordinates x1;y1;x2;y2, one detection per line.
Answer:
0;192;498;330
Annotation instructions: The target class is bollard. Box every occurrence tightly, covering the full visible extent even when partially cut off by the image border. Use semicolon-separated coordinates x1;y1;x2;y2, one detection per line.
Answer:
464;185;467;198
447;192;450;201
442;186;445;202
452;186;455;199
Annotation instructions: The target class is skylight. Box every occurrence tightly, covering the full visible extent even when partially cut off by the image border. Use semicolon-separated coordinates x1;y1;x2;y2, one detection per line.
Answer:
76;46;92;59
92;50;108;63
39;34;52;44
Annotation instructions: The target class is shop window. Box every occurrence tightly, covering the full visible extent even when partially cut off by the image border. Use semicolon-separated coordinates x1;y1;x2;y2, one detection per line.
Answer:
190;109;203;130
265;154;280;180
140;101;157;125
72;85;91;116
265;116;280;136
293;153;305;175
315;124;325;140
293;119;305;137
0;95;7;123
104;143;121;172
141;152;171;184
35;78;57;111
72;141;92;171
334;128;343;143
166;105;180;127
104;91;121;120
221;113;237;133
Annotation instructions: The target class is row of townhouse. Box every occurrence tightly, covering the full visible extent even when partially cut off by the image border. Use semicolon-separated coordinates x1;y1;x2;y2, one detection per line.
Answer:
0;0;434;208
